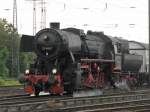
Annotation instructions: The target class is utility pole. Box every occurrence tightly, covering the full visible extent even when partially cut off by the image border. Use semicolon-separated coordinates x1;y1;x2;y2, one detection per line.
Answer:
12;0;19;77
26;0;39;35
148;0;150;85
40;0;46;29
33;0;37;35
13;0;17;30
26;0;46;34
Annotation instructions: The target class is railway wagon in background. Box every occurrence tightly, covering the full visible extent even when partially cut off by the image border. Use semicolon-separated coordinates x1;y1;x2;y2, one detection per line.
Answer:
129;41;149;86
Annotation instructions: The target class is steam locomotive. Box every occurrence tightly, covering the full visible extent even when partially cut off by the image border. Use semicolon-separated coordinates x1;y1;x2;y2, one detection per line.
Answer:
20;23;146;96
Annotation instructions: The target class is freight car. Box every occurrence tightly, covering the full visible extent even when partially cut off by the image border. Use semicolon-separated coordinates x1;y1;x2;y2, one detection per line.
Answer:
20;23;144;96
129;41;149;86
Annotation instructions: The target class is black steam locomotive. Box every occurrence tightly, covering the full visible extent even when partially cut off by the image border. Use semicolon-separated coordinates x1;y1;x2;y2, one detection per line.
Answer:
20;23;143;96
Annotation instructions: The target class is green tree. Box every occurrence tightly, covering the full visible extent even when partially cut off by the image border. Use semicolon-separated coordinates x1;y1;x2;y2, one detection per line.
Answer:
19;52;36;74
0;18;19;78
0;18;36;78
0;47;9;77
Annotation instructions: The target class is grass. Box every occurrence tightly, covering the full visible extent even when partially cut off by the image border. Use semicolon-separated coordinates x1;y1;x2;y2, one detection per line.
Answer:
0;77;22;86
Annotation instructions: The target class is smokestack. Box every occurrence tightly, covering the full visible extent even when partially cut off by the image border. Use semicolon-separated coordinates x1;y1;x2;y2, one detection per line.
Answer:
50;22;60;29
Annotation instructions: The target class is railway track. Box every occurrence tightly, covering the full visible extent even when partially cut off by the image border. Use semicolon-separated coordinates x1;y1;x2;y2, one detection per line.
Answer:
0;95;71;112
0;85;24;96
0;94;72;105
1;88;150;103
1;88;150;112
53;93;150;112
0;85;23;88
75;99;150;112
0;84;148;97
0;85;148;98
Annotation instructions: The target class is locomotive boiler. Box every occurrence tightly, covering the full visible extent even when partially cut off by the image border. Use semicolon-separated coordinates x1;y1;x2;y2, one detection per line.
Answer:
20;23;143;96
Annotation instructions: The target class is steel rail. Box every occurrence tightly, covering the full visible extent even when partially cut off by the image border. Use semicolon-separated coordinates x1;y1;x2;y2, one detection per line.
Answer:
61;98;150;112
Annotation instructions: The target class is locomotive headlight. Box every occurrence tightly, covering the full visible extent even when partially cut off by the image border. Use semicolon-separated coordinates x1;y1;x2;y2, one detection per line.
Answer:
25;69;30;74
43;35;49;41
52;68;57;74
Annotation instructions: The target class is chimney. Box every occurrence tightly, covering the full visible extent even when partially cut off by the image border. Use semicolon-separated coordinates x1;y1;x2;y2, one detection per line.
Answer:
50;22;60;29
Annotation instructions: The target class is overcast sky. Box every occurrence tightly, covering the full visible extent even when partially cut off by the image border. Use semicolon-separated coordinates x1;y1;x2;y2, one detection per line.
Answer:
0;0;148;43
